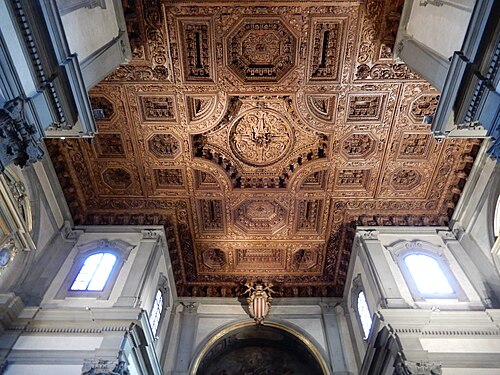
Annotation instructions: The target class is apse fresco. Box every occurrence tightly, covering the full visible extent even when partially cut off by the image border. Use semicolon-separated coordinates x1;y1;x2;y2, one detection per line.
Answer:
201;346;317;375
47;0;481;298
197;325;324;375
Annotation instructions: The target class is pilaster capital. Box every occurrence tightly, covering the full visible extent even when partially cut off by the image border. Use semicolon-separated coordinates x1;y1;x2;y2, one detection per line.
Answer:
395;359;442;375
451;223;465;240
437;229;457;242
61;221;83;241
181;301;199;314
141;228;164;240
419;0;444;7
319;301;340;315
357;229;379;241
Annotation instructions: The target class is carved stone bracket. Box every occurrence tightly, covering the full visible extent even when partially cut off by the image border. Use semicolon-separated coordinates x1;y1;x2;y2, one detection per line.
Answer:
0;98;44;172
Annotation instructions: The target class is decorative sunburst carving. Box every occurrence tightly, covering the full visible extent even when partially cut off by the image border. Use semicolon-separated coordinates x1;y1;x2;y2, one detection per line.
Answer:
229;109;293;167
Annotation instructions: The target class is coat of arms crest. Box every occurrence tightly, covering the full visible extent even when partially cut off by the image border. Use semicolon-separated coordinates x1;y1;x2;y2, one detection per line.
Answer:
242;282;275;325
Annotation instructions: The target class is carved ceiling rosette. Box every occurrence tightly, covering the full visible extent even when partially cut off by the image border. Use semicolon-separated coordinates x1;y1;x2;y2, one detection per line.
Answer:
225;17;298;83
229;109;294;167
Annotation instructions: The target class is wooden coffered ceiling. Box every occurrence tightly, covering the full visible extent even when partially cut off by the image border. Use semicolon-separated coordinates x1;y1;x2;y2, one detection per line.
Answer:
47;0;481;298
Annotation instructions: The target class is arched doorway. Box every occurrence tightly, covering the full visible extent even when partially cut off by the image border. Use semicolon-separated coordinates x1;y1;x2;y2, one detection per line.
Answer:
191;321;330;375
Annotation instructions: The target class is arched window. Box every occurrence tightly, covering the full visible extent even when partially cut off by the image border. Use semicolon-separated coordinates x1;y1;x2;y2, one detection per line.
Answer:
494;195;500;238
357;291;372;339
149;290;164;337
351;274;373;340
387;240;465;302
404;253;453;295
148;273;170;339
70;252;117;291
56;239;133;300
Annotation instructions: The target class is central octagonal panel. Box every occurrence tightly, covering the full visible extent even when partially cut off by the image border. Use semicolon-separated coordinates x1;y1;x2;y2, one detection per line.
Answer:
233;199;288;234
226;18;297;82
229;109;294;167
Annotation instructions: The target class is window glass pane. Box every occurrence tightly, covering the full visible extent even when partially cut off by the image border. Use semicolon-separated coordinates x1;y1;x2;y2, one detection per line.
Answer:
357;291;372;339
70;252;117;291
87;253;117;291
494;195;500;237
149;290;164;336
404;254;453;295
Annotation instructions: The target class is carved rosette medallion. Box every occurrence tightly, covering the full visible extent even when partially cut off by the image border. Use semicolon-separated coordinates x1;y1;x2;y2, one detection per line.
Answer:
233;199;288;234
90;96;115;121
102;168;132;189
229;109;293;167
147;133;181;159
226;18;297;83
390;168;422;190
409;94;440;123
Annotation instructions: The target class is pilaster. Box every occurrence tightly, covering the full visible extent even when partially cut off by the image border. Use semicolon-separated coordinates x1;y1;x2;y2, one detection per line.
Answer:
358;230;408;308
173;302;199;375
320;302;354;375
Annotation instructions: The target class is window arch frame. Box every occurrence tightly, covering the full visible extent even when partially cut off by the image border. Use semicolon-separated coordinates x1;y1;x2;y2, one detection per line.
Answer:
387;240;467;302
351;274;373;341
56;239;134;300
148;273;170;340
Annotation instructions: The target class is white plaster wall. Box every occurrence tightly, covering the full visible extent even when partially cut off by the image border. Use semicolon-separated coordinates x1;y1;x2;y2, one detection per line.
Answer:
14;335;103;350
443;369;500;375
61;0;119;61
35;198;53;251
420;338;500;353
5;365;83;375
191;303;329;355
406;1;474;59
33;161;65;230
282;317;327;353
194;316;243;350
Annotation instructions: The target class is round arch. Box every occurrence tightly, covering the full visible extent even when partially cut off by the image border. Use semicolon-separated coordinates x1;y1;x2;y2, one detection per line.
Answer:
189;320;332;375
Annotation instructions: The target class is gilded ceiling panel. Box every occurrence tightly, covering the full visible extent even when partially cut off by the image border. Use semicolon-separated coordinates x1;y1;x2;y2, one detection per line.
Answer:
47;0;481;298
